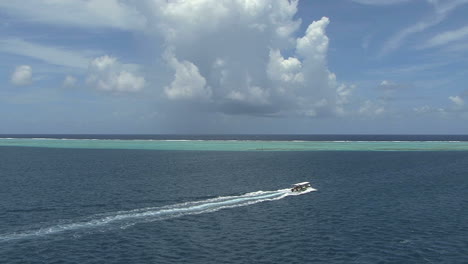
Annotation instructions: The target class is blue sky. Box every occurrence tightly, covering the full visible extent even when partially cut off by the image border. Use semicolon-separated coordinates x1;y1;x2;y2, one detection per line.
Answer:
1;0;467;134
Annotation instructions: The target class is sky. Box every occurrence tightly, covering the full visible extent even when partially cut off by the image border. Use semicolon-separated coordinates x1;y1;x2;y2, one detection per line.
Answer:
1;0;468;134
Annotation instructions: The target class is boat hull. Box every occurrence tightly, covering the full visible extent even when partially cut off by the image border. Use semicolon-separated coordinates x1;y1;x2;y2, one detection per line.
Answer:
291;186;312;192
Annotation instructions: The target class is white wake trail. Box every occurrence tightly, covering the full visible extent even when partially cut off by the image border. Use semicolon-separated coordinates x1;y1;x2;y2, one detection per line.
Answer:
0;187;315;242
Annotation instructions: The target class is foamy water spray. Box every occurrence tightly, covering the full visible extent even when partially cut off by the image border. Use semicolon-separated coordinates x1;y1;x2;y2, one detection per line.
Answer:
0;188;315;242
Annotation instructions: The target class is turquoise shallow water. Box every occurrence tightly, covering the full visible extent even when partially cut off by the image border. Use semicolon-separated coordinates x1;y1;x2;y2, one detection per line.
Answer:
1;138;468;151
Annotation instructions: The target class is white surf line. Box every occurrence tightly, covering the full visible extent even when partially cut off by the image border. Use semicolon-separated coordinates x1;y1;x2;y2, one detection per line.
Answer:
0;188;315;242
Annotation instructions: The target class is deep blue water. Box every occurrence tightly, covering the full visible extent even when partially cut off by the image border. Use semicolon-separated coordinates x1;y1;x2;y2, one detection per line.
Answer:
1;145;468;263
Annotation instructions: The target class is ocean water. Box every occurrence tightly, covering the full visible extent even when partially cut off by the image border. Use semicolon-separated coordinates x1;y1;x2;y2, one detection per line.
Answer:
1;135;467;263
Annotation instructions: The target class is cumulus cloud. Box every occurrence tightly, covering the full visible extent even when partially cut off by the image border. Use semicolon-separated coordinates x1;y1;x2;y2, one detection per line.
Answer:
164;51;212;100
3;0;354;119
449;95;464;107
293;17;354;116
267;49;304;84
11;65;32;86
86;55;145;93
139;1;352;118
296;17;330;61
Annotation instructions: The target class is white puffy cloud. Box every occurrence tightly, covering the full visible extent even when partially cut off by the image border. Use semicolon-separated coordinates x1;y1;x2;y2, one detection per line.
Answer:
87;55;145;93
164;52;212;100
296;17;330;62
11;65;32;86
449;95;464;106
139;0;351;118
1;0;353;118
267;49;304;84
146;0;300;46
1;0;356;121
293;17;354;117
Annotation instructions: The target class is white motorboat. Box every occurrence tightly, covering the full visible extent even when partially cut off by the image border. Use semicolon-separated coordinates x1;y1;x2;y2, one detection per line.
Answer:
291;182;312;192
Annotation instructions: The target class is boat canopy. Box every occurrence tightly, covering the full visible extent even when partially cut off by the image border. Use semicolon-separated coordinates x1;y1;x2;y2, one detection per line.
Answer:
292;182;310;187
